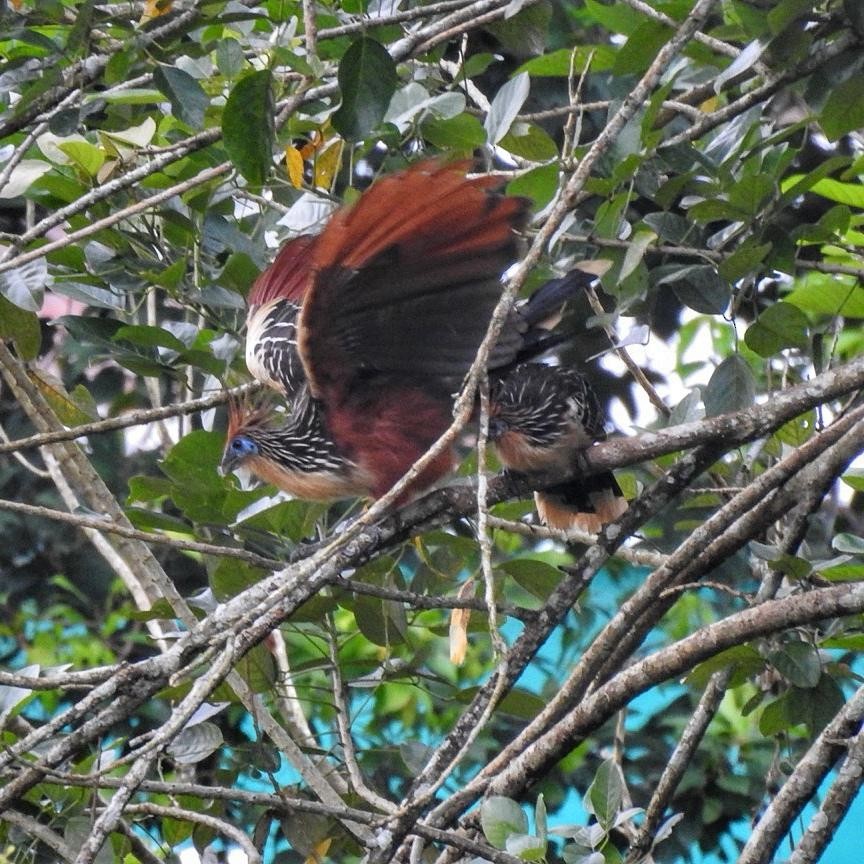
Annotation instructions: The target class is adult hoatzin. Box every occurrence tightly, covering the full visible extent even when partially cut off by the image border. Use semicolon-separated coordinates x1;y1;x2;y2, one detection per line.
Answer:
490;363;628;533
222;160;531;501
222;160;626;526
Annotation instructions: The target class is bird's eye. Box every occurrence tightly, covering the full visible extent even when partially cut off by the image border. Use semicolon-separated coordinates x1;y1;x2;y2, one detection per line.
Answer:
230;436;256;455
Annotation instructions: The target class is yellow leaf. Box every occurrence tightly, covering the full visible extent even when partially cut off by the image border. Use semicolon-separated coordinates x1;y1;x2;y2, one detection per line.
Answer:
139;0;173;23
304;836;332;864
314;139;343;192
285;145;305;189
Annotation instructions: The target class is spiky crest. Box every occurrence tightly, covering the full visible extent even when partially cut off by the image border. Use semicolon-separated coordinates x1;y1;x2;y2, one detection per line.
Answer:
226;393;278;439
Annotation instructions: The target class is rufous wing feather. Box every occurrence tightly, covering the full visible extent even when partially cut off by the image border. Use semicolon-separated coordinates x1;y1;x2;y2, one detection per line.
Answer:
248;234;317;307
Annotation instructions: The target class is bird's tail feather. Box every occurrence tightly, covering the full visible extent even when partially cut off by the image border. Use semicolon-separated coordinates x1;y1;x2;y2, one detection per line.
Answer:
535;471;628;534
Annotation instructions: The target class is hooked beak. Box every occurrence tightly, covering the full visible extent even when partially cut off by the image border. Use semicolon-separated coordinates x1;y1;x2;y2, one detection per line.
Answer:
219;449;240;478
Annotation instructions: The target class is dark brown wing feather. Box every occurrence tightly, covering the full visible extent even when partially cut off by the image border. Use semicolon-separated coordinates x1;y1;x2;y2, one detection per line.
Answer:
298;161;529;401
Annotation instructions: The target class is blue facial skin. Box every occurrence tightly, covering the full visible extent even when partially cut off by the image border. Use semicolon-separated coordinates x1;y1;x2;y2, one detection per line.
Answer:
230;436;258;457
221;435;258;475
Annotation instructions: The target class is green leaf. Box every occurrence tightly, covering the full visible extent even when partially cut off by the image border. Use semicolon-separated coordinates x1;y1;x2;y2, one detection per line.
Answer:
485;72;530;144
498;558;561;601
584;0;643;34
775;410;816;447
719;241;772;283
235;642;276;693
703;355;755;417
767;0;811;33
842;471;864;492
481;796;528;849
0;158;52;199
114;324;187;352
820;73;864;141
803;177;864;209
518;45;616;76
161;430;228;522
353;592;407;647
65;817;113;864
30;370;94;426
167;721;224;764
422;112;487;150
0;257;48;311
642;211;692;244
507;163;559;208
215;38;245;78
223;69;275;185
210;558;265;601
785;273;864;317
656;264;730;314
153;64;209;128
535;794;547;841
0;295;40;360
499;122;558;161
584;759;624;830
686;645;763;689
331;37;398;141
487;2;552;58
744;302;809;356
505;833;547;861
727;174;774;216
833;533;864;555
613;20;671;75
58;140;105;176
769;641;821;688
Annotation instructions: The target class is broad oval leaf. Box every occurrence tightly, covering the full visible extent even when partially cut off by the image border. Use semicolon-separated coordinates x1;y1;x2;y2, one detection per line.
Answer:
833;532;864;555
769;641;822;689
332;37;398;141
0;295;40;360
223;69;275;185
820;72;864;141
167;720;224;764
703;355;756;417
744;301;809;356
481;796;529;849
507;162;559;208
656;264;730;314
0;158;52;198
153;63;209;128
423;113;487;151
584;759;624;830
0;257;48;311
505;832;546;861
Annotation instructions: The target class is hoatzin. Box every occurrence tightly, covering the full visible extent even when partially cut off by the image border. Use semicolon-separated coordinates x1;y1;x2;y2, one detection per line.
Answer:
222;160;530;502
489;363;628;533
222;160;626;527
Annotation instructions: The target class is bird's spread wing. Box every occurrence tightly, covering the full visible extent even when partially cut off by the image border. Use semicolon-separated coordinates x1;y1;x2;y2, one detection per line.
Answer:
248;234;316;307
245;234;317;396
297;161;529;401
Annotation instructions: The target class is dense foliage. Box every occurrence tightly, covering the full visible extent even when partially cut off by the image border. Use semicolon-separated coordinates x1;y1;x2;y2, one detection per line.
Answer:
2;1;864;863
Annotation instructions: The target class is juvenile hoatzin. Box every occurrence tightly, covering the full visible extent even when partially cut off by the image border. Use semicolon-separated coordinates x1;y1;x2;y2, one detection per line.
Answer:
222;160;626;527
490;362;628;533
